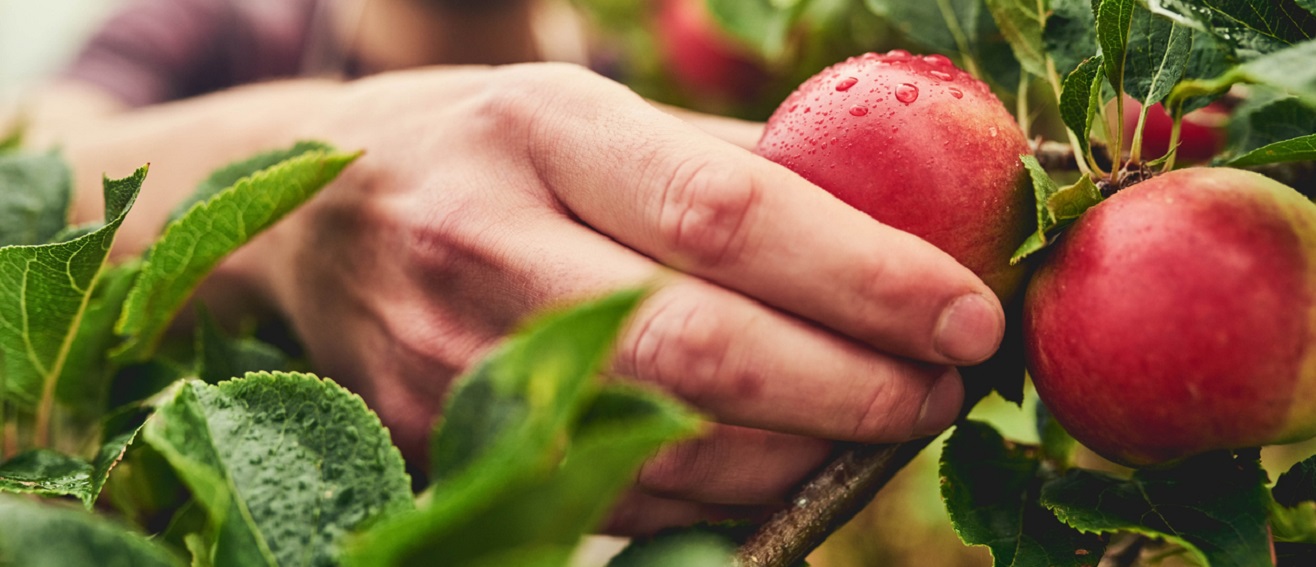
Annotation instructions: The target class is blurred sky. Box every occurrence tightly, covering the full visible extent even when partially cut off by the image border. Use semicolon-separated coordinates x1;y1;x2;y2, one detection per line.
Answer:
0;0;125;90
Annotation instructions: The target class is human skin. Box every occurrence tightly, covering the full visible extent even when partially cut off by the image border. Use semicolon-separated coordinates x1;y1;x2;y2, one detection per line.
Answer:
26;63;1003;534
1025;167;1316;467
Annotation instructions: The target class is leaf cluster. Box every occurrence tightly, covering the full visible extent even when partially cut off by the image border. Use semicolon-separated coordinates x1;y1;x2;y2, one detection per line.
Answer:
0;144;715;566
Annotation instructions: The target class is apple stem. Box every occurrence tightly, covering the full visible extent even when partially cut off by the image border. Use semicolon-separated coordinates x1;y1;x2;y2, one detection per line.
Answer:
1163;110;1184;173
1128;105;1150;165
734;438;934;567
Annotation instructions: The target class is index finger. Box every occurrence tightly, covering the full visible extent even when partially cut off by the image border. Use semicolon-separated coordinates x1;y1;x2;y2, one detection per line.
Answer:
518;67;1004;366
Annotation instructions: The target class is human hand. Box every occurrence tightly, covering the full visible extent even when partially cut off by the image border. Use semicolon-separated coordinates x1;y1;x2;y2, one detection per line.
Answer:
240;63;1004;534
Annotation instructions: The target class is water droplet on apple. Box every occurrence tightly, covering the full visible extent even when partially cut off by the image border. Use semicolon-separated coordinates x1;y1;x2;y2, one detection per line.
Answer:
849;105;869;116
886;49;910;58
836;77;858;91
949;87;963;99
930;70;953;81
989;126;998;137
923;54;952;66
895;83;919;104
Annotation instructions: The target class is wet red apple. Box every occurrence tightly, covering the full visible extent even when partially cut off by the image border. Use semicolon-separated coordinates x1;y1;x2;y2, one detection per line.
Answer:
1122;97;1228;164
655;0;769;106
1025;167;1316;466
756;51;1033;301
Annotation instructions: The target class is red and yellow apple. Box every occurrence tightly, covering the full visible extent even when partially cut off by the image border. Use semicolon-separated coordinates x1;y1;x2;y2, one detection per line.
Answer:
1025;167;1316;466
755;51;1033;301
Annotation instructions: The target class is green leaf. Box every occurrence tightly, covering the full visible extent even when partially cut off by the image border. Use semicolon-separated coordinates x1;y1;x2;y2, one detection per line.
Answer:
1041;451;1273;567
1012;156;1103;264
984;0;1047;77
0;449;92;500
1123;6;1194;106
1275;456;1316;507
142;372;413;567
0;151;71;247
0;122;21;154
608;531;737;567
1172;39;1316;111
1180;28;1237;112
1096;0;1137;99
1148;0;1316;60
56;261;140;420
1035;402;1077;469
0;412;143;510
0;494;184;567
114;146;358;362
1272;456;1316;543
428;288;649;483
0;166;145;408
1059;55;1106;159
88;406;152;510
1044;0;1098;80
195;308;288;384
347;382;702;567
169;141;334;224
705;0;804;60
940;421;1103;567
1227;89;1316;156
866;0;1022;89
1227;135;1316;167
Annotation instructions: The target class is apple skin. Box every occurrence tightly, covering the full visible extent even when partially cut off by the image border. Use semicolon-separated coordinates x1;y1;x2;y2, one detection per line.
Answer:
655;0;769;105
756;51;1033;301
1025;167;1316;467
1122;97;1228;164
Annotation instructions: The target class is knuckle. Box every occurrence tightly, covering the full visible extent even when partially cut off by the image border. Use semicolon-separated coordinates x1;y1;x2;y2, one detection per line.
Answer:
620;290;737;406
637;441;712;498
850;368;926;440
654;157;761;268
474;63;607;146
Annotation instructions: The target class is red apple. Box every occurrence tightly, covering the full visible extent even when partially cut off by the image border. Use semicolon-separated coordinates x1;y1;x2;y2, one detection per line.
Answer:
1122;97;1228;164
1025;167;1316;466
755;51;1033;301
655;0;769;105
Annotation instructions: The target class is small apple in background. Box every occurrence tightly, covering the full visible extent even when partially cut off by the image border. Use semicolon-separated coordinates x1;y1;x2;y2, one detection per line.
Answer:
1024;167;1316;467
756;51;1033;301
1122;97;1229;164
655;0;770;106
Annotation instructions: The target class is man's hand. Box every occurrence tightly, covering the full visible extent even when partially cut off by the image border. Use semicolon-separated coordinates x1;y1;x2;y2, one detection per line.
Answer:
243;63;1004;534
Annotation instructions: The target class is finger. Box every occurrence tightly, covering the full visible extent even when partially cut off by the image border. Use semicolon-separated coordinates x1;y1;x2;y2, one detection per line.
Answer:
465;216;965;442
617;279;964;442
636;424;832;506
602;490;773;537
652;101;764;150
521;71;1004;366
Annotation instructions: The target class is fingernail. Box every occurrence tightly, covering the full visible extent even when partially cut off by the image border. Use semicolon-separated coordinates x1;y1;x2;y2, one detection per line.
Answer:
933;294;1003;363
915;369;963;437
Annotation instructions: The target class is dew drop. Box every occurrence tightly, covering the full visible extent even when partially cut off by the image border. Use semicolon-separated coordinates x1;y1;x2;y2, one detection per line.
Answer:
923;54;952;67
989;126;999;137
949;87;963;99
895;83;920;104
930;70;953;81
849;105;869;116
803;106;812;114
886;49;910;58
836;76;858;91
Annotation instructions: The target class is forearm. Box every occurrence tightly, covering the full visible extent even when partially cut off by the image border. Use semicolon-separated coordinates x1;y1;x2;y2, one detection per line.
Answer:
29;78;341;258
